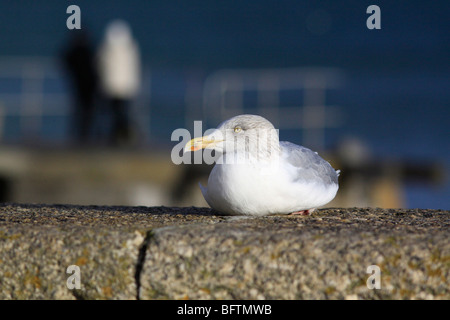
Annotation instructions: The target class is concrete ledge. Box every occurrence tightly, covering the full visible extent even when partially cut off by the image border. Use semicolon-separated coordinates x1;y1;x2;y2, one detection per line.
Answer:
0;204;448;299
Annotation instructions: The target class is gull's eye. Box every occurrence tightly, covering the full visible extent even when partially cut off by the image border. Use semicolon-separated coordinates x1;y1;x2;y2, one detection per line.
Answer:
234;126;242;133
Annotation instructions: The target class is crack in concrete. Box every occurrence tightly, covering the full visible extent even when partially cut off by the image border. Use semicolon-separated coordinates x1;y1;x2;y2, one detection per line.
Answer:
71;289;85;300
132;218;231;299
134;230;155;300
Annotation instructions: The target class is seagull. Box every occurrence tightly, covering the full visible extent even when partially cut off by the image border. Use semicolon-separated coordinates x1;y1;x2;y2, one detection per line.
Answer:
184;114;340;216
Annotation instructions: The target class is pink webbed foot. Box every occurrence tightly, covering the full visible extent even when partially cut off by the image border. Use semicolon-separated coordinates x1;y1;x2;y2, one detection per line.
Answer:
289;208;316;216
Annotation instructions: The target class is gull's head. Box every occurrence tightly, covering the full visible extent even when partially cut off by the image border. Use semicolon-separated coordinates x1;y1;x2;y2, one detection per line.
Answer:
184;114;280;157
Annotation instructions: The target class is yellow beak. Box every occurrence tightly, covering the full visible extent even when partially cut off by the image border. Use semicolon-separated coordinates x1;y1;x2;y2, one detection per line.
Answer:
184;136;221;152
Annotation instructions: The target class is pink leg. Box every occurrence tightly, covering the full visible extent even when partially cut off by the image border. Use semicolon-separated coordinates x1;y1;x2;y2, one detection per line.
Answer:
289;208;316;216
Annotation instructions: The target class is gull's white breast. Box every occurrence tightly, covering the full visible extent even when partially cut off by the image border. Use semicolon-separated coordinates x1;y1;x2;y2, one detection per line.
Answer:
201;157;338;216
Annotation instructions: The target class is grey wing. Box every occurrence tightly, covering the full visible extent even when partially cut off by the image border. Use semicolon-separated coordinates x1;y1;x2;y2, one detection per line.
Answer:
280;141;339;185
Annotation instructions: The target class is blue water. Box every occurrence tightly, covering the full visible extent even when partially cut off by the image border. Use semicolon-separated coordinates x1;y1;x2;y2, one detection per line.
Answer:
0;0;449;208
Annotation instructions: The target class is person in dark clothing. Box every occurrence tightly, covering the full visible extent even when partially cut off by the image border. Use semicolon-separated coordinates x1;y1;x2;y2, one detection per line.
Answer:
63;30;98;144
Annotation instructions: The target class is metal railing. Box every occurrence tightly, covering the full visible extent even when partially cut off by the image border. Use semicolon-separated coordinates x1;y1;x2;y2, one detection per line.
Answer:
198;67;344;150
0;56;152;144
0;57;343;150
0;56;68;142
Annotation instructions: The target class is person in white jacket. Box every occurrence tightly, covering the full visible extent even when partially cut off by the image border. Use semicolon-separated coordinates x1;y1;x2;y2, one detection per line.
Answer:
98;20;141;145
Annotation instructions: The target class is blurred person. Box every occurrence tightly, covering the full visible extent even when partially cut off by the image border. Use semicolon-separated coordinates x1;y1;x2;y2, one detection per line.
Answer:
62;29;98;144
97;20;141;146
